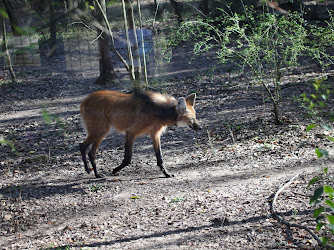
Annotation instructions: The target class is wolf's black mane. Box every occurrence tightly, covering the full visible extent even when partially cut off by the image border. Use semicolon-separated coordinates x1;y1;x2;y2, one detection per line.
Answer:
134;92;178;122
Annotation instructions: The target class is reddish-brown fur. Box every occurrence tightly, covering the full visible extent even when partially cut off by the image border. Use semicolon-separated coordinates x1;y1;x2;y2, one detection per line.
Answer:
79;90;200;178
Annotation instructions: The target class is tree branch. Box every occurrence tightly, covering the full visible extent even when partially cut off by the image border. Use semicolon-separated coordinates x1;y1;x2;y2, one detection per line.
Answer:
74;7;131;73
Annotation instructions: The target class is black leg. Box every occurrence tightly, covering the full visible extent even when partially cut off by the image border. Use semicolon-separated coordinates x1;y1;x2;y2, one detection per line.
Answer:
112;133;134;175
79;143;91;174
155;148;173;178
150;132;174;178
88;137;105;178
88;151;103;178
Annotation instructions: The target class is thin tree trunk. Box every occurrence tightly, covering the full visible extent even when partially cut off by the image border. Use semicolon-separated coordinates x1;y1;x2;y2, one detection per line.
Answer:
124;0;142;93
170;0;182;22
200;0;210;16
95;0;116;84
137;0;148;90
2;16;17;83
2;0;20;35
153;0;162;18
273;101;283;125
49;0;57;55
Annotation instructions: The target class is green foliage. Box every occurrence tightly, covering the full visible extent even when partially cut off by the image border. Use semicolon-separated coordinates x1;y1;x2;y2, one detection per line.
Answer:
85;1;95;10
106;0;119;7
45;243;72;250
308;11;334;70
315;148;329;158
0;8;8;19
216;10;309;71
307;116;334;246
299;78;332;118
308;165;334;246
167;6;334;124
170;196;185;203
90;183;104;193
41;109;68;137
0;135;17;154
40;108;69;160
297;74;334;247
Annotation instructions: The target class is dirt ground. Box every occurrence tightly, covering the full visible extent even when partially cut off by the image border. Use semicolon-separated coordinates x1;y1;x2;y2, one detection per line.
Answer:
1;45;334;249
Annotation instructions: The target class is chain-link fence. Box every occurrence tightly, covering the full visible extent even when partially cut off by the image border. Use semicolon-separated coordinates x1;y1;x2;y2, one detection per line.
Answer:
1;0;180;79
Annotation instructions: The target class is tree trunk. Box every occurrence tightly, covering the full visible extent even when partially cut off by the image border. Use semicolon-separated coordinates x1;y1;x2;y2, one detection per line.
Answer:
273;101;283;125
170;0;182;22
2;0;20;35
2;16;17;83
124;0;142;93
153;0;163;18
95;0;116;84
200;0;210;16
49;0;58;57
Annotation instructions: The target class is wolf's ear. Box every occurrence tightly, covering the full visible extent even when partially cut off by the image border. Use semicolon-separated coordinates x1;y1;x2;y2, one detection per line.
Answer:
176;97;187;114
185;93;196;107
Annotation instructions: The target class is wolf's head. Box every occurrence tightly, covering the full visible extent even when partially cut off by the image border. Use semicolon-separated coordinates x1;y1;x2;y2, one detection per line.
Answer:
176;93;201;131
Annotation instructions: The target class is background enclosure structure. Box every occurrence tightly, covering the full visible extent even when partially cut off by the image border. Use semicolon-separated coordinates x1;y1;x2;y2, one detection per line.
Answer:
1;0;180;80
1;0;334;82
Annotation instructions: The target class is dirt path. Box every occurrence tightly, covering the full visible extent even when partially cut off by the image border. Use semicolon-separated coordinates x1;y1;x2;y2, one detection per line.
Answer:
1;49;334;249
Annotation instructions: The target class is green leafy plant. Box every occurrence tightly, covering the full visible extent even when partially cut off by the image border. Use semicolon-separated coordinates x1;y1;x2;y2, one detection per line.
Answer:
305;90;334;246
45;244;72;250
170;196;185;203
0;135;17;154
308;156;334;246
299;78;332;119
90;183;104;193
41;108;68;137
167;7;334;125
40;108;69;160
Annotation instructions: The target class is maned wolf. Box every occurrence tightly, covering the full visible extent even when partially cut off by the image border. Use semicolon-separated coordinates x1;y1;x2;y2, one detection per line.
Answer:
79;90;201;178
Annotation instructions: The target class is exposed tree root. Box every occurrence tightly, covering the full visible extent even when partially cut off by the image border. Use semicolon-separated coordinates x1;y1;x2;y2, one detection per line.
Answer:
269;173;334;249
